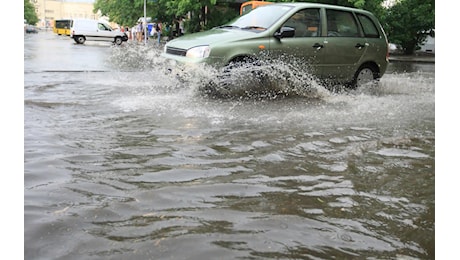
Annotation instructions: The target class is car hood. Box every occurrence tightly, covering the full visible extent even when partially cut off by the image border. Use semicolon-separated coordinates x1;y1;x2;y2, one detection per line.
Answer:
166;28;263;50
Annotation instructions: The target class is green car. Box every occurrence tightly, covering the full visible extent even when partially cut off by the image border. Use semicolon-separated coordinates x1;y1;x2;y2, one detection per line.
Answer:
162;2;389;90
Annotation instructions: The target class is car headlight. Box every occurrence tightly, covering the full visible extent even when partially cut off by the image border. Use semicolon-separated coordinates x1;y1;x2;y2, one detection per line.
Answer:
186;45;210;58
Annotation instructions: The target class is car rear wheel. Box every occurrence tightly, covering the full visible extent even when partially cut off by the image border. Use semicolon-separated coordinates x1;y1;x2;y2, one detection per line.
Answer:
352;64;379;88
74;36;86;44
114;37;123;45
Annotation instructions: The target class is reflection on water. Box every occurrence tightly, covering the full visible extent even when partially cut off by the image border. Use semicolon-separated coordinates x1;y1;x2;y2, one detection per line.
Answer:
386;60;435;74
24;33;435;259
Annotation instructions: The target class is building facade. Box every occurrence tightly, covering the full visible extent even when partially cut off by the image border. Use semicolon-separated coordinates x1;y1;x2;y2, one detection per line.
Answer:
30;0;100;28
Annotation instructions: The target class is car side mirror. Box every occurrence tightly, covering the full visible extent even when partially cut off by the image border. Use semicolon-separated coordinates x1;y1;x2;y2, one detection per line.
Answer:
274;26;295;39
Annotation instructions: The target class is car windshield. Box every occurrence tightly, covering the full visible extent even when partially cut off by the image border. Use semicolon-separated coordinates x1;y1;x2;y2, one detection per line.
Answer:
227;4;293;31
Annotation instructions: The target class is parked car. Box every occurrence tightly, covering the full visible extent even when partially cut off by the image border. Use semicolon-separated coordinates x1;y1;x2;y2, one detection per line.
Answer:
388;43;403;54
24;24;39;34
162;2;389;89
70;19;128;45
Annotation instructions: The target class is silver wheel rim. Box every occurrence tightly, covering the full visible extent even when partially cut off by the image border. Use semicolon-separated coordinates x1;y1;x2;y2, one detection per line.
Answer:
356;68;374;87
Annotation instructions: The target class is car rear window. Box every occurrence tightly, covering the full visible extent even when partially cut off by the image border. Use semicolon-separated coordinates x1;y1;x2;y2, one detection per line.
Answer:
357;13;381;38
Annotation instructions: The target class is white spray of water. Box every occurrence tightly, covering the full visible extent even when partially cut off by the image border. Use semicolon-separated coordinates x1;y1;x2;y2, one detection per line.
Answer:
108;43;333;100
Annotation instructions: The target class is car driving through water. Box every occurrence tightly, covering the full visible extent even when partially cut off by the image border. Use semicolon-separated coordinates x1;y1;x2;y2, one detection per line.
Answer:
162;2;389;90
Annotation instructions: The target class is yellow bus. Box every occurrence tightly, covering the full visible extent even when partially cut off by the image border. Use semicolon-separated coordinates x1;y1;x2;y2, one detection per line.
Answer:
240;1;273;15
53;19;73;35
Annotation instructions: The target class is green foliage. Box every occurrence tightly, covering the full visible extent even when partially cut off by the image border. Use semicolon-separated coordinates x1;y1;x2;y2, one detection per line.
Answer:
94;0;227;32
350;0;366;8
24;0;39;25
381;0;435;54
164;0;219;33
203;4;239;31
94;0;145;26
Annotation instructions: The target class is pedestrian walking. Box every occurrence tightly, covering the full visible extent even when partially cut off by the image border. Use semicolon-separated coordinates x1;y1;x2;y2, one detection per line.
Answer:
155;21;162;45
179;17;185;36
136;22;143;42
131;25;137;42
125;26;131;40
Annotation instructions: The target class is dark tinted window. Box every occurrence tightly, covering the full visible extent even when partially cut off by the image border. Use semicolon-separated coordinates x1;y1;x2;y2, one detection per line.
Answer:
283;8;321;37
326;9;359;37
55;20;71;29
357;14;380;38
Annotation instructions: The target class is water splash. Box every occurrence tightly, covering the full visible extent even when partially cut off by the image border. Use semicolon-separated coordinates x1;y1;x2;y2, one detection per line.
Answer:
199;57;331;100
108;44;331;100
108;42;169;72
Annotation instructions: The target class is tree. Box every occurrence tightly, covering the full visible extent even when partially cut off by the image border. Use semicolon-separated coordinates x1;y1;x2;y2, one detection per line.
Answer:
163;0;220;33
24;0;39;25
93;0;173;27
202;3;239;31
94;0;145;26
94;0;235;34
381;0;435;54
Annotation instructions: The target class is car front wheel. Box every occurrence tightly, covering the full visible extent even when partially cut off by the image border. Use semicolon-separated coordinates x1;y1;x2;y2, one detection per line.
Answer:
352;64;379;88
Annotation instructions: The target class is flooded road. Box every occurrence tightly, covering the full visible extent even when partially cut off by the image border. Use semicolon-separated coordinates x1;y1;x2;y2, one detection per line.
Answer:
24;32;435;259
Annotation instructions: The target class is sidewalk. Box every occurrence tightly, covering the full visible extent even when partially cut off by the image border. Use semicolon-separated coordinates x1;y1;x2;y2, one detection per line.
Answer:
389;53;435;63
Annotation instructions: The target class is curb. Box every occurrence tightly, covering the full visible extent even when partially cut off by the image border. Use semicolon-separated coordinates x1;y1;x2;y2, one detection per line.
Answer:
389;55;435;63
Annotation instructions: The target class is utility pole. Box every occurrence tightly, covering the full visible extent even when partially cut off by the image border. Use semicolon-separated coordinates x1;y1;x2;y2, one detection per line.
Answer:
44;0;47;31
144;0;147;44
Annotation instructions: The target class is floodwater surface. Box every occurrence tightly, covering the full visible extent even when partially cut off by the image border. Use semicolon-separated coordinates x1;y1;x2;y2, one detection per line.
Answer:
24;32;435;259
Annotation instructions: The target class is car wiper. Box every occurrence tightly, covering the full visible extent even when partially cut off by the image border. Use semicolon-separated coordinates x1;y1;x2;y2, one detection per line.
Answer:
241;26;266;30
215;25;240;29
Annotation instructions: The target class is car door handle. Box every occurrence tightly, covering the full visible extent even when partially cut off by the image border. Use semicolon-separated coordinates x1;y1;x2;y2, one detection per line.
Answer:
312;43;324;50
355;43;366;49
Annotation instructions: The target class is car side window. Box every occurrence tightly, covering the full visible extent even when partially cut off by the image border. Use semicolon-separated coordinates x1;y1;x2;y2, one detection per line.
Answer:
357;14;380;38
326;9;359;37
283;8;320;37
98;23;110;31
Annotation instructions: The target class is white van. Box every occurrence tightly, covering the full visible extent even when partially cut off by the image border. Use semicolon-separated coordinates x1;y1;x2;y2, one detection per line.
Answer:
70;19;128;45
